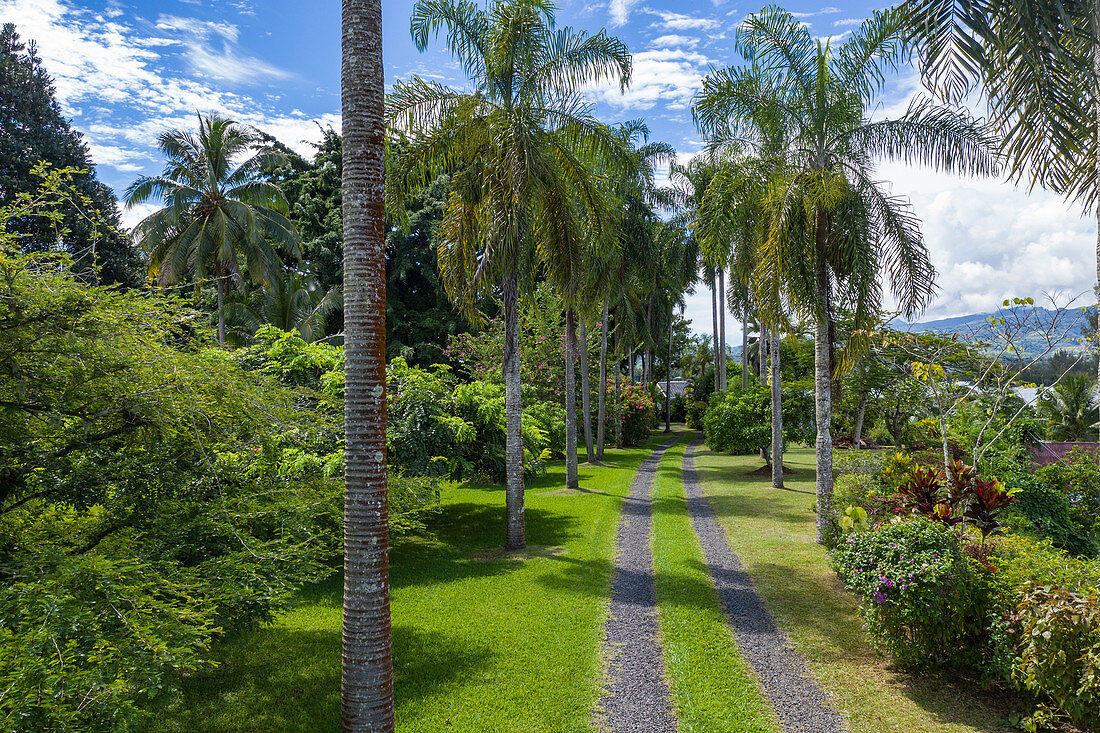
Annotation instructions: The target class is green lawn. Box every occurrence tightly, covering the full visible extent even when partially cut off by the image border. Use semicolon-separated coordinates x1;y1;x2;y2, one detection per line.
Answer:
651;439;779;733
149;435;671;732
693;445;1024;733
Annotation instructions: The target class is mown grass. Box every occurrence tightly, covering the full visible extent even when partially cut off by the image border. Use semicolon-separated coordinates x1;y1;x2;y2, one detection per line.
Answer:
149;435;672;733
650;439;779;733
693;445;1024;733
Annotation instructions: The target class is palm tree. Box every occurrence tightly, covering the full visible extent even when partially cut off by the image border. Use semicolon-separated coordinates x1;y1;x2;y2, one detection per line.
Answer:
390;0;630;546
125;115;300;346
695;7;999;540
224;270;343;342
1038;374;1098;441
907;0;1100;437
339;0;392;729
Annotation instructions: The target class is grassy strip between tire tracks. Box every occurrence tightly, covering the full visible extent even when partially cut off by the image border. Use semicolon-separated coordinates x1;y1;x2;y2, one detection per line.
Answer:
148;434;673;732
651;439;779;733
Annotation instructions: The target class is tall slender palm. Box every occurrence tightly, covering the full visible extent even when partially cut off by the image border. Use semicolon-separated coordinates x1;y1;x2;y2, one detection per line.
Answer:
907;0;1100;436
699;149;785;484
389;0;630;547
125;115;300;346
695;7;999;540
339;0;392;729
591;122;674;457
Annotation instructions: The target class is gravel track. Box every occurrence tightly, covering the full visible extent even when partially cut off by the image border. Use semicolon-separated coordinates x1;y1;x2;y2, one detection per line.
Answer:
682;440;846;733
596;436;679;733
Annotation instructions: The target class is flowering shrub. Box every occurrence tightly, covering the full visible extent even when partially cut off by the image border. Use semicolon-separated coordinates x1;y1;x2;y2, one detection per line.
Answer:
832;518;983;667
611;382;656;446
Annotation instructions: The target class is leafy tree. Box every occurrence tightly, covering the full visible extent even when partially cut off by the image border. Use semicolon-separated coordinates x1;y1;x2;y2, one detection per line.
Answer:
1038;373;1098;441
339;0;394;728
694;7;998;540
389;0;630;548
0;174;350;730
0;23;141;286
384;174;468;365
125;114;301;346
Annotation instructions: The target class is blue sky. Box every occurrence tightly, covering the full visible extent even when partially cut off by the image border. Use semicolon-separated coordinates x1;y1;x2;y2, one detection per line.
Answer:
2;0;1095;335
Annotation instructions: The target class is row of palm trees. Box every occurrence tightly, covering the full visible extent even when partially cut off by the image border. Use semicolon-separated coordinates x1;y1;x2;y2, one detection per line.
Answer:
688;6;1000;538
388;0;703;547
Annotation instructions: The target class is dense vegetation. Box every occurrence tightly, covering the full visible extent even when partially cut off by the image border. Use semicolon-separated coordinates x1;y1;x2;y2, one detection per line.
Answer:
5;0;1100;730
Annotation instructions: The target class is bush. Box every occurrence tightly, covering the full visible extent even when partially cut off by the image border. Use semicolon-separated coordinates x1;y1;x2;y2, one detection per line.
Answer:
703;387;814;455
670;394;687;423
1007;477;1095;557
685;399;708;430
832;518;984;667
1013;583;1100;729
525;400;567;457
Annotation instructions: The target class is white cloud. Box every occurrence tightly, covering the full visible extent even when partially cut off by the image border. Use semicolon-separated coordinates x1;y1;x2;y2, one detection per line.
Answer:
155;14;240;42
834;17;865;27
0;0;329;175
650;34;699;48
186;43;295;84
645;8;721;31
588;48;711;110
608;0;640;26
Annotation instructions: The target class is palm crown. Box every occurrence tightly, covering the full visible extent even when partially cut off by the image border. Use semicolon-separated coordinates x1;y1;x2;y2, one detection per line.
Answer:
124;114;301;344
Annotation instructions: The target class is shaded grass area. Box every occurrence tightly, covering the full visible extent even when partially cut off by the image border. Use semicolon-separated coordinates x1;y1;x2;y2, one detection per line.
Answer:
694;446;1023;733
149;436;672;732
651;440;779;733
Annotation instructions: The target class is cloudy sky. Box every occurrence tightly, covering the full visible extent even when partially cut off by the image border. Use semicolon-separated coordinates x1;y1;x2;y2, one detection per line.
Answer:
1;0;1094;339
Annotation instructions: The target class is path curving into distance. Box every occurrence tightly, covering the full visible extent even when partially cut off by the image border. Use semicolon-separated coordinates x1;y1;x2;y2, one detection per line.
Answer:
596;436;679;733
681;439;846;733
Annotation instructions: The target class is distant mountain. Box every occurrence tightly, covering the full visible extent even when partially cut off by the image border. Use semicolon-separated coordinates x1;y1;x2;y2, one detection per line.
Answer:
896;306;1092;357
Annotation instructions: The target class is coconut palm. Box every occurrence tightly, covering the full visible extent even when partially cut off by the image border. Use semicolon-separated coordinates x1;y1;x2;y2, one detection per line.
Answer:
389;0;630;546
125;114;300;346
907;0;1100;435
1038;373;1098;441
695;7;999;540
338;0;392;729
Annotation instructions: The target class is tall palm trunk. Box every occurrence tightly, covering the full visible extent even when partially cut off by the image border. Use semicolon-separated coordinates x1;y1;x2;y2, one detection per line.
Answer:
614;331;623;448
579;316;594;462
503;269;525;549
741;304;749;390
759;321;767;377
665;306;673;432
718;267;727;391
853;393;867;450
813;213;834;543
596;298;609;461
340;0;393;727
711;274;719;390
771;329;784;489
565;309;579;490
644;298;653;384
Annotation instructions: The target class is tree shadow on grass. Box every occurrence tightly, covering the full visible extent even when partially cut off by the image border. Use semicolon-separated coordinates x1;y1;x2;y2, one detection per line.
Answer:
732;559;1024;733
154;623;490;733
391;503;582;591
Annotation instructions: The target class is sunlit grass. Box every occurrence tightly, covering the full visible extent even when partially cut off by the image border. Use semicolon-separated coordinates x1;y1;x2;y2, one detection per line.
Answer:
651;440;779;733
148;436;670;732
